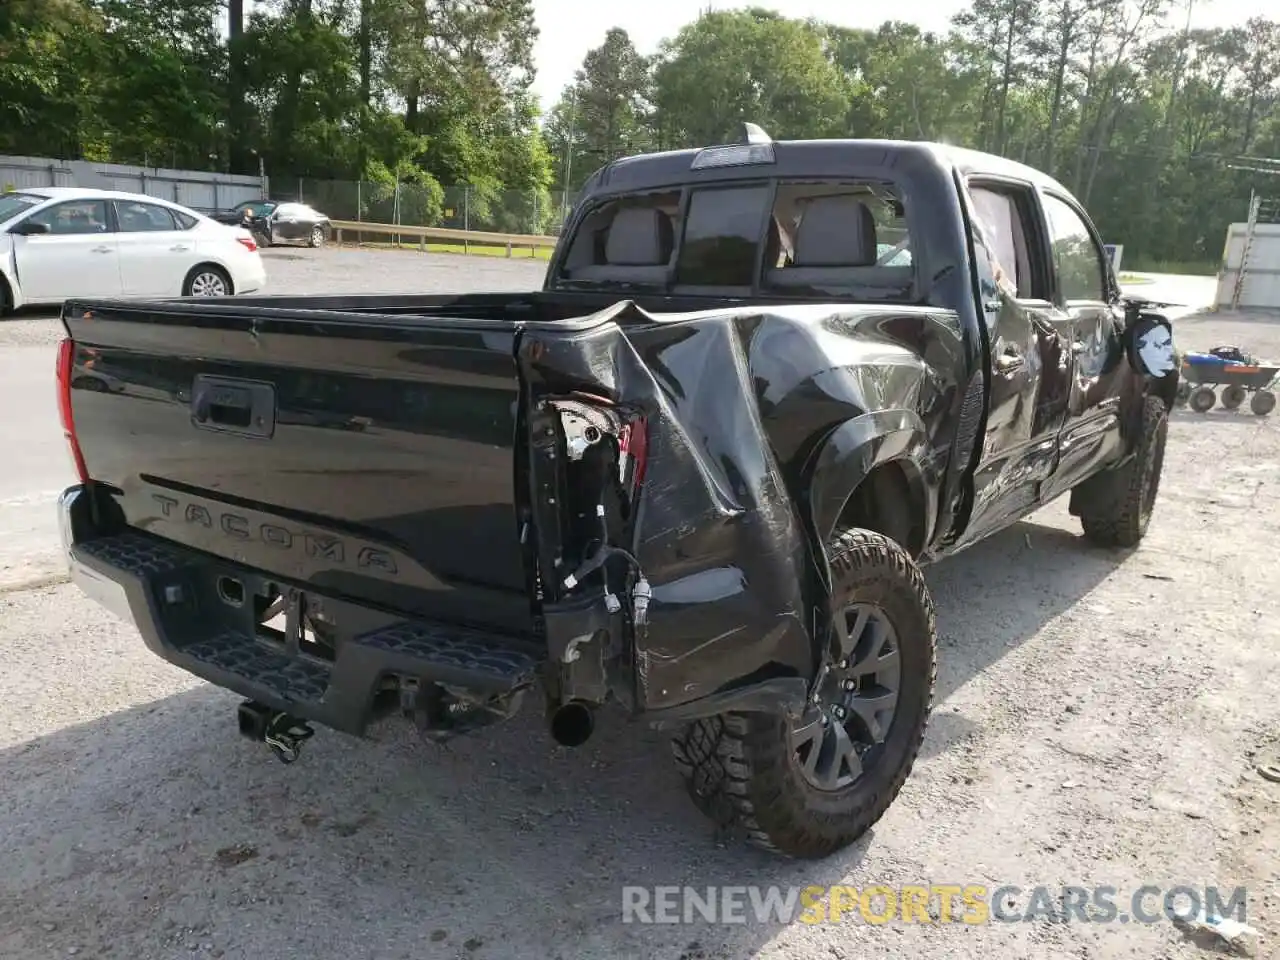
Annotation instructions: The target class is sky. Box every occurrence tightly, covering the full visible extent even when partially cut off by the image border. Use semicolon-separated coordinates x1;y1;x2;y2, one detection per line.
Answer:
528;0;1254;113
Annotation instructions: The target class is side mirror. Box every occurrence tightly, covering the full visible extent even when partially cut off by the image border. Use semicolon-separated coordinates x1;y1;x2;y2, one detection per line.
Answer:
10;220;50;236
1127;314;1176;379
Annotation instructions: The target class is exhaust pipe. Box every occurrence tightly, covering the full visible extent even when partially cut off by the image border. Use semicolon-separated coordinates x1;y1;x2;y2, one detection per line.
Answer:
549;700;595;747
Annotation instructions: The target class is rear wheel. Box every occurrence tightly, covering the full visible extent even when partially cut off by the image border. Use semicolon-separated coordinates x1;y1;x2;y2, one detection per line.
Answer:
1221;384;1247;410
1077;395;1169;548
1251;390;1276;416
1188;386;1216;413
309;225;325;248
669;529;936;858
183;265;232;298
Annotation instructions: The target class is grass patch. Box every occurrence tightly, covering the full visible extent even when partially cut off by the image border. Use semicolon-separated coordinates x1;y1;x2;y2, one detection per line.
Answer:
1118;273;1154;284
336;238;553;261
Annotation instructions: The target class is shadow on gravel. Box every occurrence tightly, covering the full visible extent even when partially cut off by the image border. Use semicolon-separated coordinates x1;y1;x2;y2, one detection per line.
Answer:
917;517;1123;759
0;519;1123;960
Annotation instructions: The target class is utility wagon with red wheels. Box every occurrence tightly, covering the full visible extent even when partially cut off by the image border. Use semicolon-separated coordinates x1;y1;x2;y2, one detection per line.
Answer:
1176;346;1278;416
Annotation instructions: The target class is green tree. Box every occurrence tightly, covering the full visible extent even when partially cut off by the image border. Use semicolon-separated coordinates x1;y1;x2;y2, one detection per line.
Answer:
544;28;651;188
651;8;850;147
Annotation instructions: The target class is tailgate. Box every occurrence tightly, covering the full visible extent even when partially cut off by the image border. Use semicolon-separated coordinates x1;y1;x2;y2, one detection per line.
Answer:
63;303;534;634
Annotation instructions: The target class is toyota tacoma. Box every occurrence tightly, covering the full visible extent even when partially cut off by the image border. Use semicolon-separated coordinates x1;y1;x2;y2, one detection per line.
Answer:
55;127;1179;858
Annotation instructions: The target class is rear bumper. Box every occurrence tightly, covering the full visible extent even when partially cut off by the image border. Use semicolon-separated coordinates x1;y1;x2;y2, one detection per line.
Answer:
59;484;542;736
234;256;267;295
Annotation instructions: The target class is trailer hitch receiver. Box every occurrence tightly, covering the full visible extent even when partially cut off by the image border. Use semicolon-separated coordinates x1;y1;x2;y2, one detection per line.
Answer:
237;700;315;764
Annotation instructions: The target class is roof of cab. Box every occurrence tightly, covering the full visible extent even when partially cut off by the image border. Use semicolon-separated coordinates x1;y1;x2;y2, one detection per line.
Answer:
584;136;1073;200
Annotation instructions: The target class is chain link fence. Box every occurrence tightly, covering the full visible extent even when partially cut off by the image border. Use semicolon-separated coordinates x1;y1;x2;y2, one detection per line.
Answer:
273;177;581;237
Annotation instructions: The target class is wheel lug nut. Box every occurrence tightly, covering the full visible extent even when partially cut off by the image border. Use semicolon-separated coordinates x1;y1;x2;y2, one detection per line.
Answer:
843;680;856;691
838;659;849;669
832;705;847;720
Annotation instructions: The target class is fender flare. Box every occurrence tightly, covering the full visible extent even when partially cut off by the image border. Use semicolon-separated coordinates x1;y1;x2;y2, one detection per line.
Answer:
806;409;932;555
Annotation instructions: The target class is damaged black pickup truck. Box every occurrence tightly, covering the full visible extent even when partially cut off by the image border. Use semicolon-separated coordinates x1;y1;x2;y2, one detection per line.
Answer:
56;127;1179;859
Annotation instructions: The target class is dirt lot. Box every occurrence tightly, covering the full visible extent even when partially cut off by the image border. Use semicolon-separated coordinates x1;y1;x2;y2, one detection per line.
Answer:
0;256;1277;959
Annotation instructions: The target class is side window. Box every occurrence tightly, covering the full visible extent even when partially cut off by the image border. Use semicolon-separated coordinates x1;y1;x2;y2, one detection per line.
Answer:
967;184;1042;300
115;201;180;233
1041;193;1107;303
674;185;770;287
173;210;197;230
556;191;680;286
762;182;915;295
26;199;110;235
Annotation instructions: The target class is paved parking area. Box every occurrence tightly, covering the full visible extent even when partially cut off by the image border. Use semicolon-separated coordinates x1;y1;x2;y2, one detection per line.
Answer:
0;250;1275;960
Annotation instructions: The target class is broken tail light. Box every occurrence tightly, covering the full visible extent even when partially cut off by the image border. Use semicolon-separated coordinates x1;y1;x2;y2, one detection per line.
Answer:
619;417;649;493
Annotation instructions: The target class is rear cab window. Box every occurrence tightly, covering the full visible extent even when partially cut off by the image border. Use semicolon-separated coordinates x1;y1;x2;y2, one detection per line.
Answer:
553;174;916;301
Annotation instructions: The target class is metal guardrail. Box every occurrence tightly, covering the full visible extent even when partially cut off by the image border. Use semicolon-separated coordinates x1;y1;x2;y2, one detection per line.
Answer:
329;219;557;257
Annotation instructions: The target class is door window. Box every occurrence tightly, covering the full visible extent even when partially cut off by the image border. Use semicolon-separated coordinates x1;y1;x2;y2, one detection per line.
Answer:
967;184;1044;300
115;201;181;232
26;200;110;235
1041;194;1107;303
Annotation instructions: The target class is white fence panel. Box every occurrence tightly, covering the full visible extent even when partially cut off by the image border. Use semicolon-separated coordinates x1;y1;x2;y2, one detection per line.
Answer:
0;155;264;214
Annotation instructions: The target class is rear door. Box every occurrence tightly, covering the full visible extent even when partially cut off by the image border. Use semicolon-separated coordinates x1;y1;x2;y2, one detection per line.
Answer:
1035;191;1130;498
951;178;1074;546
13;198;122;301
113;199;197;297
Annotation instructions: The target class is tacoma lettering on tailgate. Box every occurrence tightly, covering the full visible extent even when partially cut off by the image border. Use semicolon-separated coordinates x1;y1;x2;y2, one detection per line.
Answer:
150;493;398;574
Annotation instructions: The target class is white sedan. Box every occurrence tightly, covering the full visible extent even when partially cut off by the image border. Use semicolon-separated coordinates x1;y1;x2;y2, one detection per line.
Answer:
0;186;267;314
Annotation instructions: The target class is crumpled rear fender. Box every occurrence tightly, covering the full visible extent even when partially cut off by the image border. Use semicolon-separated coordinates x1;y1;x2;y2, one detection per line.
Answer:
518;303;816;716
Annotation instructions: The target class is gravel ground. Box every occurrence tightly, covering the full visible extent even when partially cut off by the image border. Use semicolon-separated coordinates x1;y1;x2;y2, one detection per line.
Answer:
1;250;1277;959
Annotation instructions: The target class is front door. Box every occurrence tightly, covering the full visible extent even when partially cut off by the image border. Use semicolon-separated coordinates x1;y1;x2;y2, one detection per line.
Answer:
13;199;122;302
950;179;1075;548
1035;191;1129;499
271;204;307;242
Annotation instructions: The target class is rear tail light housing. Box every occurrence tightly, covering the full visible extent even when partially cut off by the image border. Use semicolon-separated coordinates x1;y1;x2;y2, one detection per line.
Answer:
56;337;89;484
236;235;258;253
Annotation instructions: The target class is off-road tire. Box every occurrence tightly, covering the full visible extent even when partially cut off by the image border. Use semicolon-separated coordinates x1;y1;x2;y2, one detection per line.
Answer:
1221;384;1247;410
669;529;936;859
1077;395;1169;549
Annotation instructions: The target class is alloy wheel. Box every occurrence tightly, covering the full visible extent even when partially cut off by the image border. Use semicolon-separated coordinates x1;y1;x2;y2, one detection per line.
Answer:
189;272;228;297
790;602;902;792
